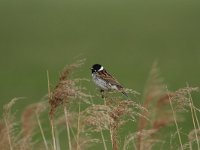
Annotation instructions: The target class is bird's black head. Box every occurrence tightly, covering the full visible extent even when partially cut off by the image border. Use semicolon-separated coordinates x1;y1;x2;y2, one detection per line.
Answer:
91;64;104;73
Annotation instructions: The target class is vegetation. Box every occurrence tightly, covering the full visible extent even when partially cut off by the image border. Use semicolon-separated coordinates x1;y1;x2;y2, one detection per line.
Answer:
1;60;200;150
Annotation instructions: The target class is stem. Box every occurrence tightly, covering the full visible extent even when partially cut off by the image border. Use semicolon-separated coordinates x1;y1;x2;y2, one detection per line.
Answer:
100;129;108;150
187;86;200;130
64;106;72;150
189;141;193;150
55;126;61;150
50;118;57;150
193;105;200;130
47;70;57;150
110;126;118;150
36;112;49;150
47;70;51;99
76;102;81;150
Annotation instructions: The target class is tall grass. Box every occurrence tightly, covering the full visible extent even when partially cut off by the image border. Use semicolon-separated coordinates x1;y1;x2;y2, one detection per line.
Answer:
0;60;200;150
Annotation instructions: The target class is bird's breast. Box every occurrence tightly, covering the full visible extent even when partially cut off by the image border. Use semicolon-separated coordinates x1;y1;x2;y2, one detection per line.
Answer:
92;73;109;90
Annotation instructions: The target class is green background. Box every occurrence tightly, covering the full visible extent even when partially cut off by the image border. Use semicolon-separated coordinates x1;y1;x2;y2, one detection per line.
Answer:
0;0;200;149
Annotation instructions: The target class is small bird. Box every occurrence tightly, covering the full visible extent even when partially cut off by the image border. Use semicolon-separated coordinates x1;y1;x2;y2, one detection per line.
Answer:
91;64;128;97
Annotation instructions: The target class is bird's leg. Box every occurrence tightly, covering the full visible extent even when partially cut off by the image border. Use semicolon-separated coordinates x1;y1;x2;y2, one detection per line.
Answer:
100;89;107;105
100;89;105;98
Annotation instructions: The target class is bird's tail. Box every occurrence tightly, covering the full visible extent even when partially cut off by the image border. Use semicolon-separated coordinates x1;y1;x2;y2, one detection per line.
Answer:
122;91;129;97
117;85;129;97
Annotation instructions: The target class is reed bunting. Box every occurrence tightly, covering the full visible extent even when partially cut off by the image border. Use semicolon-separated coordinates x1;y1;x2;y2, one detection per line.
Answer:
91;64;128;97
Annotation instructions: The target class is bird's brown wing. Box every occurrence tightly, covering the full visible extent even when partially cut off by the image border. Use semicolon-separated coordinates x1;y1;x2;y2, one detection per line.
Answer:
97;69;128;97
97;70;123;88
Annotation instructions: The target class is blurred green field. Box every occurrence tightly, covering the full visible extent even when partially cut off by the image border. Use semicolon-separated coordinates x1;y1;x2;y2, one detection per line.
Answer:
0;0;200;149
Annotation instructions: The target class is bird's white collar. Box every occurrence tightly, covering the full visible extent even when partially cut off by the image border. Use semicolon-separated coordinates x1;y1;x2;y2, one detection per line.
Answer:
99;66;104;71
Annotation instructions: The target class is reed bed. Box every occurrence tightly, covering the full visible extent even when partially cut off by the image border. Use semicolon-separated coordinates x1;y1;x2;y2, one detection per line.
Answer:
1;60;199;150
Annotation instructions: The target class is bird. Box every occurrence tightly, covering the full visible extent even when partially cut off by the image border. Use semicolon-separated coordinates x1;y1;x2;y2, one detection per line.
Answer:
91;64;128;97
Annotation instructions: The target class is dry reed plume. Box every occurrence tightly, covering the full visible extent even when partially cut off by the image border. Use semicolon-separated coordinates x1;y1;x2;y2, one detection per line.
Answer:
49;59;89;118
83;92;147;150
